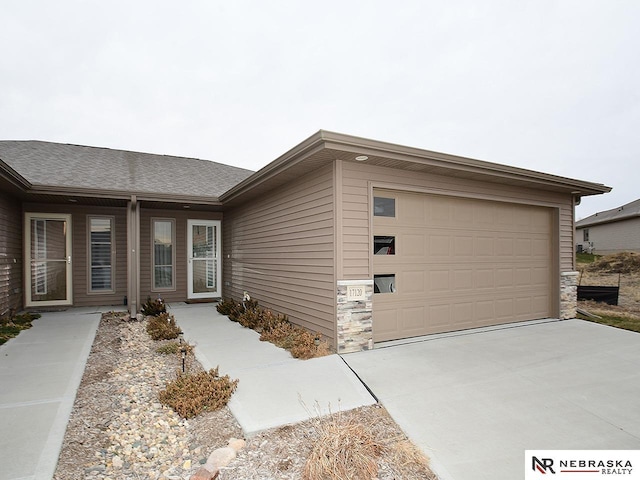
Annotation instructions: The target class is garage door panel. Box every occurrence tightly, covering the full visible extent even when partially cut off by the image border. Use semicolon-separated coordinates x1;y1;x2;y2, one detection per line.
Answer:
402;306;426;332
402;270;425;294
429;270;450;292
495;298;514;319
429;235;451;256
474;269;495;289
403;233;427;257
428;304;451;329
496;237;514;256
374;307;400;341
472;236;492;256
453;269;474;289
373;190;553;342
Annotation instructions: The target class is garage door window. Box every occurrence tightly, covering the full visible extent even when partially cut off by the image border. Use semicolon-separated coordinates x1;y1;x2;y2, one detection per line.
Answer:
374;236;395;255
374;274;396;293
374;197;395;217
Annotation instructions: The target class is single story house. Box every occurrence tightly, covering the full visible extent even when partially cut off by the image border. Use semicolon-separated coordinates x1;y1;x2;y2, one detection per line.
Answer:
576;198;640;255
0;131;611;352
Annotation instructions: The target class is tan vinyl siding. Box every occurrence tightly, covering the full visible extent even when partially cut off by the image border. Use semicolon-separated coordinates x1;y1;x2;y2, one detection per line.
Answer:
0;191;23;317
223;164;335;341
339;161;574;279
576;218;640;255
139;209;223;304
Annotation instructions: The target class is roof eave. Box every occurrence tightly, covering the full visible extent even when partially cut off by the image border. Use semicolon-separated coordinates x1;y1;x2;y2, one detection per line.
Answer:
220;131;326;204
0;158;32;190
27;185;222;206
220;130;612;204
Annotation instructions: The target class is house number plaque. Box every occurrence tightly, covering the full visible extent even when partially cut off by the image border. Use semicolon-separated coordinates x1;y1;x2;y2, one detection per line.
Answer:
346;285;366;301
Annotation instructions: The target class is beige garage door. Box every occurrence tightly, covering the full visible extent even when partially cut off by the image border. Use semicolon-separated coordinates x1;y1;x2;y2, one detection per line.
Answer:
373;189;553;342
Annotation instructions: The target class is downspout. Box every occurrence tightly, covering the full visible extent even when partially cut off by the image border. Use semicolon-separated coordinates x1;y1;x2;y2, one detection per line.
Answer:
127;195;140;315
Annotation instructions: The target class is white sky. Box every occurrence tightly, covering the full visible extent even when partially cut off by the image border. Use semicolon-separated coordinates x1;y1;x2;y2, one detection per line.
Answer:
2;1;638;219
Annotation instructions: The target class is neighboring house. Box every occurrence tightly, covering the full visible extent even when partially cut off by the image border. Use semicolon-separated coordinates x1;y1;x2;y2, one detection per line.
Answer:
576;198;640;255
0;131;611;352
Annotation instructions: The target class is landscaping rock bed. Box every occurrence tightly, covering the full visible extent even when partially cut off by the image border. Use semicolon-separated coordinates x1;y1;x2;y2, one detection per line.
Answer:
53;312;438;480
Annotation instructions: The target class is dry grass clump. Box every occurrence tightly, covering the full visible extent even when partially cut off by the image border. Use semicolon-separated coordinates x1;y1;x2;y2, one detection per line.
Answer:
159;367;239;418
146;312;181;340
585;252;640;274
385;438;434;475
303;411;383;480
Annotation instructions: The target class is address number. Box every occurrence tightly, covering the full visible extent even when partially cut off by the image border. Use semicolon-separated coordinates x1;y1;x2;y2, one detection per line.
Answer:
346;285;366;301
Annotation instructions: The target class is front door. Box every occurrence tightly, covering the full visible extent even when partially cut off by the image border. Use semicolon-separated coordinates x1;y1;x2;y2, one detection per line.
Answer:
187;220;221;299
25;213;73;307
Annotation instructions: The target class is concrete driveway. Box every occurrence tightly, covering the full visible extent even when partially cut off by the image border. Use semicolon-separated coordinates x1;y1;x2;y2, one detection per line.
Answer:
342;319;640;480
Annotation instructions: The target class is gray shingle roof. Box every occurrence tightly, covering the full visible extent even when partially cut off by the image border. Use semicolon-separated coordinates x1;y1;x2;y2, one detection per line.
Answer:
576;198;640;227
0;140;254;198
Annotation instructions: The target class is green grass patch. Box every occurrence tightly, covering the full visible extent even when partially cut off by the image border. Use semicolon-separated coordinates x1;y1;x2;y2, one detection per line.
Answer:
0;312;41;345
577;312;640;333
576;252;601;265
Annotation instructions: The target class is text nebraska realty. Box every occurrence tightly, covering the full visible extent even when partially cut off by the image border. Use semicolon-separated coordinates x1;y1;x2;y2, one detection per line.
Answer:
560;459;632;475
533;457;633;475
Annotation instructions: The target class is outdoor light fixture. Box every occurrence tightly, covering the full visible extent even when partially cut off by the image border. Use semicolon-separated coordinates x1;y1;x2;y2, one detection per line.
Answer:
314;335;320;347
355;155;368;161
178;331;184;344
181;346;187;373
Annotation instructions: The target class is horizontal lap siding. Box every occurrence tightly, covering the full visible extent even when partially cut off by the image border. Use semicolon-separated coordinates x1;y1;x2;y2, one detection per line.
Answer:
340;162;574;279
579;218;640;254
223;164;336;340
0;191;23;316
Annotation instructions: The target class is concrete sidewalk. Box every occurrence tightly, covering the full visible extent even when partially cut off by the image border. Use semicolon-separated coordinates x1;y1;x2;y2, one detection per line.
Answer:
0;308;101;480
170;303;376;435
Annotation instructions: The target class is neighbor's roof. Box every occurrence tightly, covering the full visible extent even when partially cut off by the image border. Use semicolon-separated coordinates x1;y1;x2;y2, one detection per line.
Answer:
576;198;640;228
0;140;254;201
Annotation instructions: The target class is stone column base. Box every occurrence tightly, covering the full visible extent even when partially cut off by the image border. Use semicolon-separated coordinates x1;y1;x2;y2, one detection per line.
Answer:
560;271;579;319
337;280;373;354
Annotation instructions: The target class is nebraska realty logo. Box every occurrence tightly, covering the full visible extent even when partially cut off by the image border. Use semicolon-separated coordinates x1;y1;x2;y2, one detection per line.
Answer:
525;451;640;479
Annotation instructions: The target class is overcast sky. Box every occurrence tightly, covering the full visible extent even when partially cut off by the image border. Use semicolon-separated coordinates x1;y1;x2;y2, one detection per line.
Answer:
2;1;638;219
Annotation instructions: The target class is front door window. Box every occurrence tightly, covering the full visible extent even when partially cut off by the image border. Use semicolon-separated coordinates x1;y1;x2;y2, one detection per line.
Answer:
26;213;72;306
187;220;221;298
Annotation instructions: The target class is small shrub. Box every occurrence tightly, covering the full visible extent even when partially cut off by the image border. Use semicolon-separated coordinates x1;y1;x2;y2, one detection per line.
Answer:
141;296;167;316
156;341;194;356
237;308;262;329
216;298;237;315
260;310;288;332
159;367;239;418
146;312;181;340
260;321;298;350
290;330;331;360
155;341;180;355
217;297;260;322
